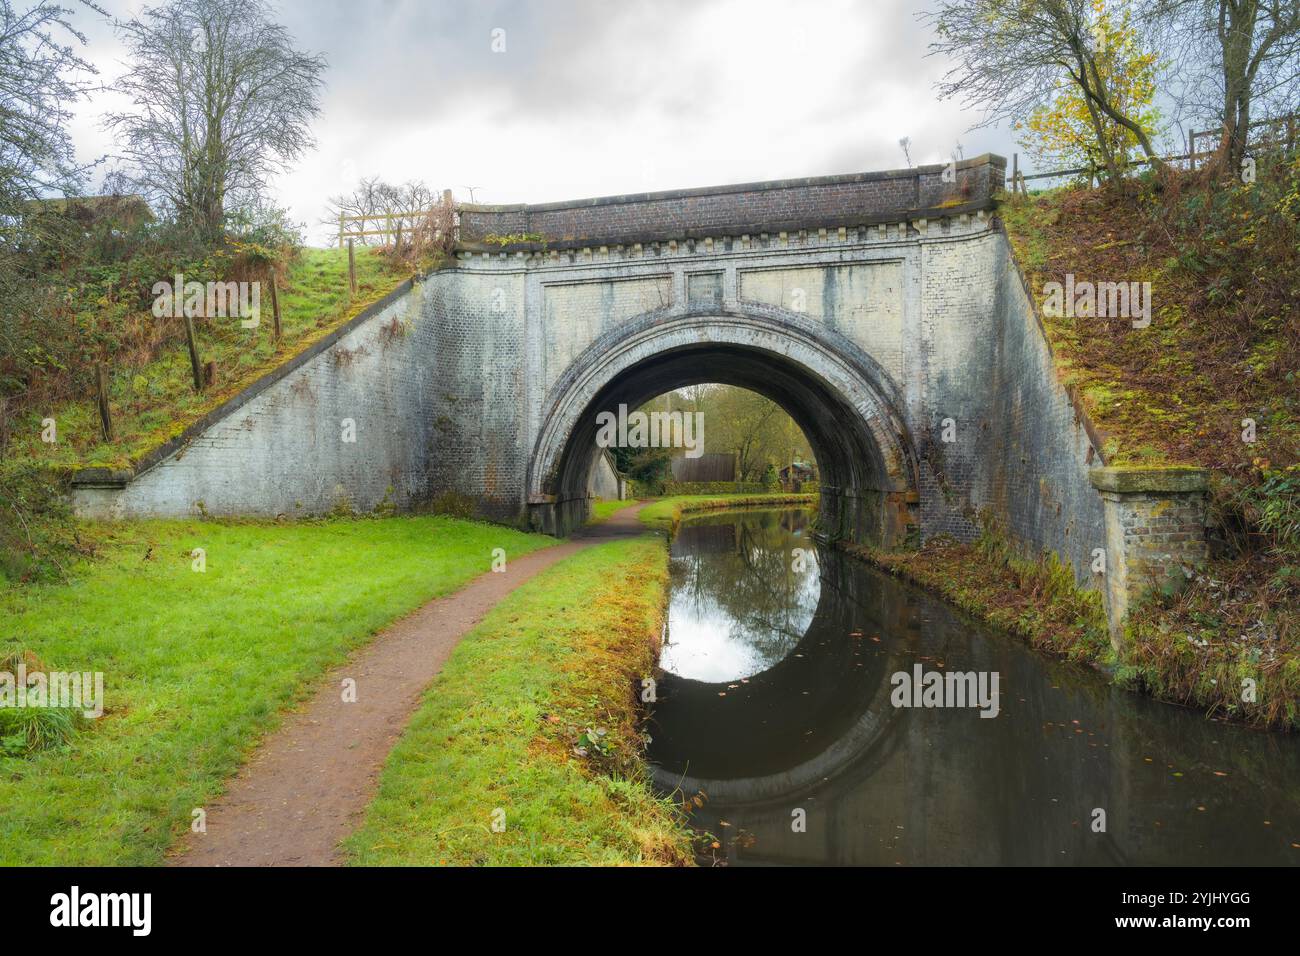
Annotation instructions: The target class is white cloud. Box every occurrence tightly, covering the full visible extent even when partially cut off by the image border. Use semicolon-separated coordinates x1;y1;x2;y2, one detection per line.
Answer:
66;0;1019;245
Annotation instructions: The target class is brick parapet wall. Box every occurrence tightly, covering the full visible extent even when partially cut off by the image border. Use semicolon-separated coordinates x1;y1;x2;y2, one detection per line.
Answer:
459;155;1005;248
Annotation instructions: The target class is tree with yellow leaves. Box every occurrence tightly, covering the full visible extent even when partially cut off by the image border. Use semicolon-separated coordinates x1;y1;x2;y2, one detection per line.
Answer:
926;0;1166;188
1014;1;1161;182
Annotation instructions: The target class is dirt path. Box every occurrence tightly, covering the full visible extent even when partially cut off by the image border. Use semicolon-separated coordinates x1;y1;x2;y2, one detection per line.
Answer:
172;503;651;867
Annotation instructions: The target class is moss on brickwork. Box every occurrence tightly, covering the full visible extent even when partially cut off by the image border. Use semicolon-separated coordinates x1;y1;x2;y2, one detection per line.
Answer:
1089;466;1209;494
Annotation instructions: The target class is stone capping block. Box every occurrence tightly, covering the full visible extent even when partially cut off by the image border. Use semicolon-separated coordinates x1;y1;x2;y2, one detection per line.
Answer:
69;467;133;489
1088;466;1208;495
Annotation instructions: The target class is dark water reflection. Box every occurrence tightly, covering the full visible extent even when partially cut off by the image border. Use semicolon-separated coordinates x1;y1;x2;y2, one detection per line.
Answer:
647;507;1300;866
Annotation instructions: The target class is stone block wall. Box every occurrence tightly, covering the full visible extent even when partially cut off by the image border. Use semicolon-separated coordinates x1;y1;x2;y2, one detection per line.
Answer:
898;219;1109;593
978;228;1109;586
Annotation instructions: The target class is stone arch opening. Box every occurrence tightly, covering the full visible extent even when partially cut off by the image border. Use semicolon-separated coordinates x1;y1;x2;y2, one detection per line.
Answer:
527;312;920;546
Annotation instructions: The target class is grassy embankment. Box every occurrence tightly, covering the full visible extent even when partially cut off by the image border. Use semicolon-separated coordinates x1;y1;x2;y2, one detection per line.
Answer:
346;535;695;866
860;164;1299;728
7;246;407;472
638;493;818;534
0;515;551;865
843;530;1111;667
1;246;411;585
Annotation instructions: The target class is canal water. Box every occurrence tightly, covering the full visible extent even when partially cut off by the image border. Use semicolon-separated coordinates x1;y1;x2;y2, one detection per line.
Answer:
646;506;1300;866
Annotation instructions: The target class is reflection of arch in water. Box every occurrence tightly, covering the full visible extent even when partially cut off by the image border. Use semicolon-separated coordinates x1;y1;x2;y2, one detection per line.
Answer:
667;507;820;671
649;545;911;805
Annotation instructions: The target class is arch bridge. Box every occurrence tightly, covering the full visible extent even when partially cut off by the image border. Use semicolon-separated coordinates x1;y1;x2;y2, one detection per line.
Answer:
449;154;1012;549
73;155;1212;635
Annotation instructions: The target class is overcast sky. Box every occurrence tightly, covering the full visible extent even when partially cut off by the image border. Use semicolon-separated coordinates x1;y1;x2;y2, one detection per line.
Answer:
66;0;1022;245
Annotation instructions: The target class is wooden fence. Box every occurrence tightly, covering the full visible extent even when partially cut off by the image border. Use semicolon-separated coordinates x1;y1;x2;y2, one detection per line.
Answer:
336;210;436;248
1009;113;1298;193
334;189;457;248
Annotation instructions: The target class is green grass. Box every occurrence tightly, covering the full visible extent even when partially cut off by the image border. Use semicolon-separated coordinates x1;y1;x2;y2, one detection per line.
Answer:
6;247;410;471
638;493;818;533
998;181;1299;471
0;515;551;865
345;536;695;866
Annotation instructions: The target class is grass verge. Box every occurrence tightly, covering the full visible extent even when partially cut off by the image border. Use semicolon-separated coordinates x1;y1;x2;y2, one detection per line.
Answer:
345;535;695;866
638;493;818;534
1124;569;1300;728
0;515;551;865
843;527;1298;729
841;531;1109;667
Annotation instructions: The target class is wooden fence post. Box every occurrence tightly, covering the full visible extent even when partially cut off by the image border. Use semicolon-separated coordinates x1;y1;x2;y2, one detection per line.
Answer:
269;269;282;344
338;214;344;250
95;362;114;441
347;238;357;296
443;189;456;244
182;312;204;392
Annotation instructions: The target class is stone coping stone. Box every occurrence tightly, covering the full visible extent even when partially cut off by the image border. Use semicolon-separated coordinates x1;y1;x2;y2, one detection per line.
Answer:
69;467;134;488
1088;466;1208;494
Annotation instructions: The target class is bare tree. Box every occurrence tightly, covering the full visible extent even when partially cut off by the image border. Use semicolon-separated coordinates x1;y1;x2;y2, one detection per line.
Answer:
0;0;102;402
0;0;101;211
924;0;1166;184
106;0;326;238
1148;0;1300;172
898;136;914;167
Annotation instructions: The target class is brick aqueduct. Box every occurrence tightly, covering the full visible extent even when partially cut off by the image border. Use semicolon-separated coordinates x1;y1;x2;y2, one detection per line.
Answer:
72;155;1209;639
